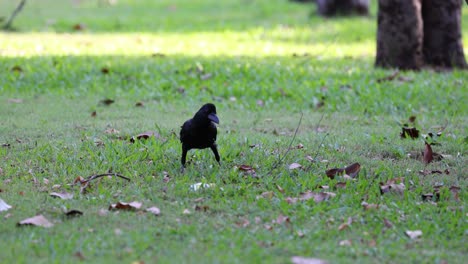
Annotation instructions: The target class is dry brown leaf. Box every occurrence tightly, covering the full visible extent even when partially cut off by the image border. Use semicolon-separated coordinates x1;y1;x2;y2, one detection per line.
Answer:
135;101;144;107
0;198;12;212
72;23;86;31
104;128;120;134
286;191;336;204
361;201;379;210
274;214;290;225
383;218;393;228
291;256;329;264
130;131;160;143
17;215;53;228
101;67;110;74
338;239;352;246
91;111;97;117
183;209;191;215
449;186;461;202
380;178;405;195
235;218;250;228
423;142;433;164
100;98;115;105
65;210;83;217
400;127;419;139
325;162;360;179
276;184;285;193
109;201;142;211
74;251;86;261
195;205;209;212
11;65;23;73
405;230;422;239
50;192;74;200
289;163;303;170
238;164;256;177
146;206;161;216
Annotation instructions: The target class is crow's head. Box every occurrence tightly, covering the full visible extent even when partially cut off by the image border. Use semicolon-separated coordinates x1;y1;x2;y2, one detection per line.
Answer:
194;103;219;124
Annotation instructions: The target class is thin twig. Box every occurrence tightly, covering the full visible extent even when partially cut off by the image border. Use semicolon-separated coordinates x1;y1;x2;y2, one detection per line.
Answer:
78;173;130;194
264;112;303;177
84;173;130;182
3;0;27;30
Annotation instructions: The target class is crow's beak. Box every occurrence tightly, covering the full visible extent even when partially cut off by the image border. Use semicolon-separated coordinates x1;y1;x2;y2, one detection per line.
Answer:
208;113;219;124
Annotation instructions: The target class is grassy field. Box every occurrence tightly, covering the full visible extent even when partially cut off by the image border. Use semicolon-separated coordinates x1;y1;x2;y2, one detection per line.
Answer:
0;0;467;263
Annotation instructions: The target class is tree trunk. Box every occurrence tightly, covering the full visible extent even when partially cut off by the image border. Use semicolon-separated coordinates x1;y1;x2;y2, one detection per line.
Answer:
316;0;369;17
375;0;424;69
375;0;467;70
422;0;467;68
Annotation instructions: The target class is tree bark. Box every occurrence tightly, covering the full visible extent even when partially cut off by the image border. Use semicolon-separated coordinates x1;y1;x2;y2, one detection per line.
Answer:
422;0;467;68
375;0;424;69
375;0;467;70
316;0;369;17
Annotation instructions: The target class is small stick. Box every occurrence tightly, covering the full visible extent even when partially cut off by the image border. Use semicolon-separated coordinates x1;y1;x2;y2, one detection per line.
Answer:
79;173;130;194
265;112;303;177
3;0;27;30
84;173;130;182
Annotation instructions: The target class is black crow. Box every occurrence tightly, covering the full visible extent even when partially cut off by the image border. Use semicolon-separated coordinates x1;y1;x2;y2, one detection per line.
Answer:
180;103;220;167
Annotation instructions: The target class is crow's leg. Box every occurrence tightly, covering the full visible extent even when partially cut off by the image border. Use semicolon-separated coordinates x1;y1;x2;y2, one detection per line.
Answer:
181;146;188;167
210;144;221;164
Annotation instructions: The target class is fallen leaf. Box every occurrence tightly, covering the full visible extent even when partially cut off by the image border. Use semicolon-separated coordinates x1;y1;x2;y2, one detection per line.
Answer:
91;111;97;117
423;142;433;164
380;178;405;195
295;143;304;149
189;182;216;191
1;143;11;148
344;163;360;178
11;65;23;72
104;128;120;134
383;218;393;228
338;239;352;246
449;186;461;202
130;131;160;143
146;207;161;216
289;163;303;170
73;23;85;31
405;230;422;239
195;205;209;212
135;102;144;107
325;162;360;179
361;201;379;210
200;73;213;80
101;67;110;74
0;198;12;212
408;116;416;123
400;127;419;139
274;214;290;224
238;165;256;177
74;251;86;261
183;209;191;215
235;218;250;228
109;201;142;211
50;192;74;200
276;184;285;193
257;191;274;200
291;256;328;264
8;98;23;103
286;191;335;204
100;98;115;105
17;215;53;228
65;210;83;217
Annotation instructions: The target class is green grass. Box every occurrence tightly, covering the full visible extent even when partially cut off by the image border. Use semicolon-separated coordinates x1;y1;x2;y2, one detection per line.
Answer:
0;0;467;263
